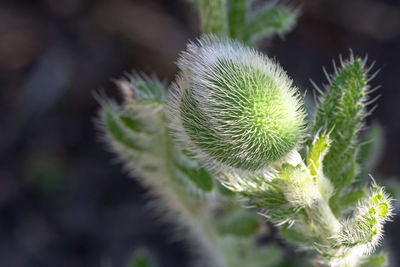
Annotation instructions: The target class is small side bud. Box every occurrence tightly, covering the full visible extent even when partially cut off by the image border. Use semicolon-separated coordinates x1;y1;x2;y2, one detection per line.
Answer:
337;184;393;254
307;134;334;201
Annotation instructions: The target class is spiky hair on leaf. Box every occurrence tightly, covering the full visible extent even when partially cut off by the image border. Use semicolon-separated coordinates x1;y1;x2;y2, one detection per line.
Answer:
311;54;379;186
310;53;381;216
168;35;306;171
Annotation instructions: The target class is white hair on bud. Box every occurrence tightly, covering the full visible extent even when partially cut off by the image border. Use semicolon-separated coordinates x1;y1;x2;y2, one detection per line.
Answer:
168;35;305;171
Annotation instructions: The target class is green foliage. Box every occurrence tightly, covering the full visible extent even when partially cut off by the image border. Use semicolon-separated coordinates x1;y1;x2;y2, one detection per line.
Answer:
310;55;381;216
176;162;214;192
100;73;283;267
338;188;367;211
102;75;213;217
240;4;298;44
312;57;367;188
98;1;394;267
194;0;298;44
171;40;392;265
216;209;259;236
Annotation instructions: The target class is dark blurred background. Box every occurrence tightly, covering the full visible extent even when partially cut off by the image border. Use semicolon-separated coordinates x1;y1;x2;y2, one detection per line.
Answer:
0;0;399;266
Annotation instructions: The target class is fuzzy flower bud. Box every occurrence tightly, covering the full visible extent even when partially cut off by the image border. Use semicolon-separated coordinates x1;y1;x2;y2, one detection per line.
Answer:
168;36;306;170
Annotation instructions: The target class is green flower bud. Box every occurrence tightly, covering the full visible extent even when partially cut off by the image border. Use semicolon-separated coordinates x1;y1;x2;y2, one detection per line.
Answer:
168;36;306;170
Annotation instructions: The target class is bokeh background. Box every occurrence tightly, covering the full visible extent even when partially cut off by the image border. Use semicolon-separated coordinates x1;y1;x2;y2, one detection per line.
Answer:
1;0;400;266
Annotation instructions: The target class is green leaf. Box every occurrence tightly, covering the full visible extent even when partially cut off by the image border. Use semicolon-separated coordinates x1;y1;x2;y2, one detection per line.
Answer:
217;209;260;236
104;104;143;151
242;4;298;44
338;188;367;210
307;134;331;178
119;115;141;132
245;185;288;210
241;180;299;225
176;162;214;192
312;56;376;212
280;224;316;245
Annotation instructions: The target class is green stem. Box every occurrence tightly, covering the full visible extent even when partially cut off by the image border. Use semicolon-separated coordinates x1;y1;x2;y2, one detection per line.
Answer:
229;0;248;38
199;0;229;36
